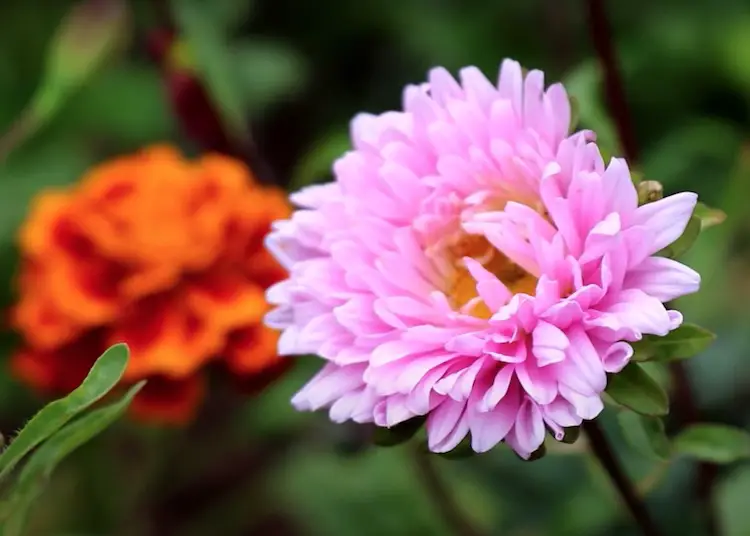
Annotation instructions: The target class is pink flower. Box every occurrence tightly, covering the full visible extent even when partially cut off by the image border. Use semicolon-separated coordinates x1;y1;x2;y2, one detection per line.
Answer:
264;59;700;458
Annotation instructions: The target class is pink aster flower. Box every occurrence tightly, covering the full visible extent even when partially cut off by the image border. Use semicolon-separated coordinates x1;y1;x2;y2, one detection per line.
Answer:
264;59;700;458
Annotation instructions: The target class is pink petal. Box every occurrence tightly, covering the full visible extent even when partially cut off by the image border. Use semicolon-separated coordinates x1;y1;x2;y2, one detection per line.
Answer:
632;192;698;254
624;257;701;302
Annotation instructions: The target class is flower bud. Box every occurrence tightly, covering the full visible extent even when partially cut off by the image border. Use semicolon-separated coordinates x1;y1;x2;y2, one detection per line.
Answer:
637;180;664;204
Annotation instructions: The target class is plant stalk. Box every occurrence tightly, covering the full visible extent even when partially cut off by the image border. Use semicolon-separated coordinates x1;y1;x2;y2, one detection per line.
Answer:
584;421;663;536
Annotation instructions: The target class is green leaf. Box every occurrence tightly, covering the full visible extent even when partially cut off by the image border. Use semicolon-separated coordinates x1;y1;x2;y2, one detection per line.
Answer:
290;130;350;190
568;95;579;133
0;0;130;161
0;344;130;481
618;411;672;461
58;63;175;145
205;0;255;32
632;323;716;362
233;40;307;117
562;60;619;156
717;464;750;536
674;424;750;464
658;215;701;259
692;201;727;230
373;417;425;447
171;0;247;144
0;382;144;535
605;363;669;416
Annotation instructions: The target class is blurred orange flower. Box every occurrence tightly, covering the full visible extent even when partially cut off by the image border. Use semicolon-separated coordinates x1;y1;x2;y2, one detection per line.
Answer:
10;145;291;423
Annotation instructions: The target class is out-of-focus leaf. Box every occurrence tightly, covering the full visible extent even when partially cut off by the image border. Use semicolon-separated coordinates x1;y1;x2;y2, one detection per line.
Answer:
717;15;750;94
642;118;742;194
674;424;750;464
277;445;493;536
0;138;94;246
605;363;669;416
291;130;350;190
0;344;130;481
717;465;750;536
205;0;255;32
171;0;247;142
0;0;130;161
233;40;307;116
373;418;425;447
0;382;144;535
659;215;700;259
58;64;175;145
563;60;619;156
693;202;727;230
632;323;716;362
618;411;671;461
568;95;579;133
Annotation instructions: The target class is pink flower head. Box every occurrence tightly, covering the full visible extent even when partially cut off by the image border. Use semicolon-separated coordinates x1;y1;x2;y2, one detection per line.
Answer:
264;59;700;458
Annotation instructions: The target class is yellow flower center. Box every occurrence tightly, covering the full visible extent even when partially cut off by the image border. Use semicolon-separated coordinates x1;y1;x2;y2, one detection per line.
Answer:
446;234;537;319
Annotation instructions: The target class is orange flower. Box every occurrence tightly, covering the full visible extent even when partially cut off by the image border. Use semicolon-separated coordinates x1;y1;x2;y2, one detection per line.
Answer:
11;145;291;423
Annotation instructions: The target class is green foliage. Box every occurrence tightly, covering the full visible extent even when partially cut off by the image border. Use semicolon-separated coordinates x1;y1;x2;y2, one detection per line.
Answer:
291;130;351;190
717;465;750;536
171;0;307;143
632;323;716;362
617;411;671;461
673;424;750;464
659;215;701;259
605;363;669;416
0;0;130;161
693;202;727;230
0;382;145;536
0;344;130;481
233;40;307;117
171;0;248;143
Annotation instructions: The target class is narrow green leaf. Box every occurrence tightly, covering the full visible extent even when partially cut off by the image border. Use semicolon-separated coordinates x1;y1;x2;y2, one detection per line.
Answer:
171;0;247;143
693;202;727;230
605;363;669;416
659;215;701;259
0;382;144;535
618;411;672;461
373;417;425;447
674;424;750;464
632;323;716;362
0;344;130;481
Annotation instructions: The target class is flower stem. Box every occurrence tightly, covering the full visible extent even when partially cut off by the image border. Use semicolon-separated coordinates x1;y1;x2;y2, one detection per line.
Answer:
583;421;663;536
410;446;486;536
585;0;639;163
585;3;720;533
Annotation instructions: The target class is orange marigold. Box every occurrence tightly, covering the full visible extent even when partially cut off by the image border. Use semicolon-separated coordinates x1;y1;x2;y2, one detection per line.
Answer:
10;145;291;423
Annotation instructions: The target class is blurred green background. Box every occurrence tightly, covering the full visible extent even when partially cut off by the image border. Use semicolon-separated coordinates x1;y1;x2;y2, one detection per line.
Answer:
1;0;750;534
